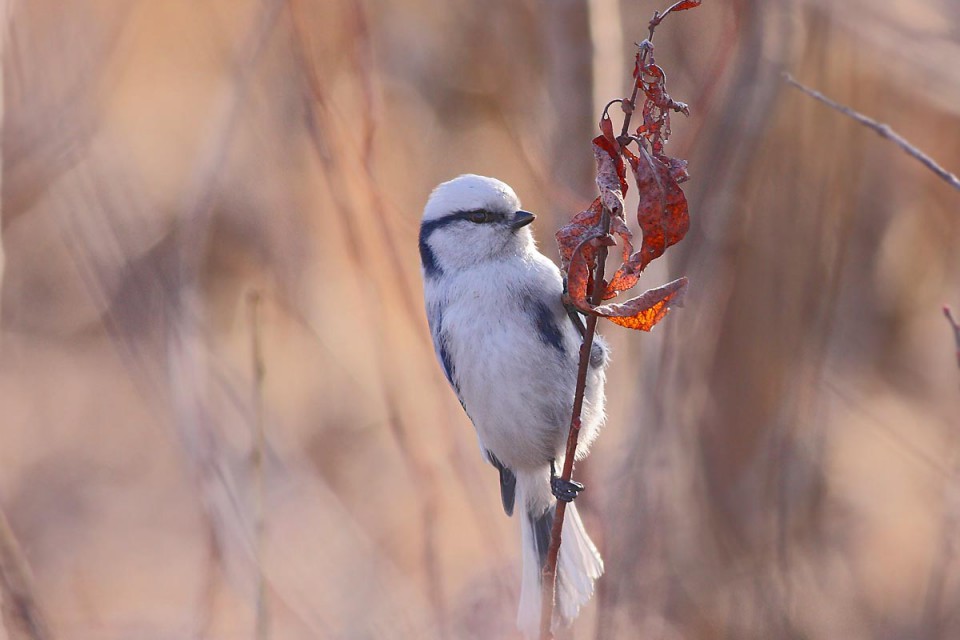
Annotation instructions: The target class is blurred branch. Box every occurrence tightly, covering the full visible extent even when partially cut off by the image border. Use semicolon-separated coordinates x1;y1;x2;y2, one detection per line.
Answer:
945;306;960;370
287;6;451;630
588;0;624;119
249;291;269;640
0;0;10;326
167;0;281;623
784;73;960;193
177;0;284;267
544;0;595;204
0;9;35;637
287;0;427;335
923;301;960;635
0;509;53;640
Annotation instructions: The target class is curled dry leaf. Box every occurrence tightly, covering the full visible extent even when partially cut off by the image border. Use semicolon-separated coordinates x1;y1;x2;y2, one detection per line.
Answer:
565;230;607;313
599;277;687;331
556;198;603;272
556;134;630;272
608;215;634;272
634;45;690;159
557;128;690;330
599;111;618;147
565;230;686;333
604;145;690;300
593;135;628;211
565;229;686;332
630;146;689;266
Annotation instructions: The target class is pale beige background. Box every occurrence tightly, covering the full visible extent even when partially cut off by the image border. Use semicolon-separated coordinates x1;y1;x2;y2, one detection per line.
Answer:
1;1;960;638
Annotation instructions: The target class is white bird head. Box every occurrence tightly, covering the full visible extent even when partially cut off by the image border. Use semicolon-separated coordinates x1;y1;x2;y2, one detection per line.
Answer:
420;174;537;277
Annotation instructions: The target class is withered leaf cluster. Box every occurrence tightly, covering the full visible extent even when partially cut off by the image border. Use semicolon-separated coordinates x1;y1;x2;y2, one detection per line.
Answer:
556;22;695;332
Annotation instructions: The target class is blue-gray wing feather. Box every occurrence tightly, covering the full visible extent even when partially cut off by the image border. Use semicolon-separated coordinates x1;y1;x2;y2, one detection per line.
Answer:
429;306;464;407
485;450;517;516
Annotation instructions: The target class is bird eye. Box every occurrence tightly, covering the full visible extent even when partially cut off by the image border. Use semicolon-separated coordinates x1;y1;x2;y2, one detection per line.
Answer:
468;211;491;224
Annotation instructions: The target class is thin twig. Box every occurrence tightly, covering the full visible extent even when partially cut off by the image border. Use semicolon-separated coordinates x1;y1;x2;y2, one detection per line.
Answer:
648;0;699;36
601;98;623;122
249;291;269;640
945;306;960;370
165;2;281;634
783;73;960;193
0;508;53;640
924;305;960;634
290;10;451;626
0;0;8;325
537;9;668;637
538;236;610;639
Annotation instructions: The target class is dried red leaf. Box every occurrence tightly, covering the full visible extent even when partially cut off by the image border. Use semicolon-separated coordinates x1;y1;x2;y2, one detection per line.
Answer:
558;6;696;327
599;111;617;147
593;135;628;193
598;145;689;301
664;155;690;183
630;145;690;265
608;215;634;266
556;198;603;271
596;277;687;331
565;229;609;313
605;263;642;301
594;144;626;217
557;135;631;273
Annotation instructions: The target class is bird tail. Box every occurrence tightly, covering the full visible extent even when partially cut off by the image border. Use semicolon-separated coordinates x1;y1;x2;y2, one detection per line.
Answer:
516;475;604;638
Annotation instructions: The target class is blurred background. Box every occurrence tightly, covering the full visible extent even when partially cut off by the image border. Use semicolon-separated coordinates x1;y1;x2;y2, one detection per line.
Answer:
1;0;959;638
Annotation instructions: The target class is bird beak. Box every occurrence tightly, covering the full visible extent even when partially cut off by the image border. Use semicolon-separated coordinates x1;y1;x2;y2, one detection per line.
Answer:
511;210;536;230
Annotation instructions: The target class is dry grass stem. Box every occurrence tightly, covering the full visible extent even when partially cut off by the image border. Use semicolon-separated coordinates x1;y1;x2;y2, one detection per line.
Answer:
0;509;52;640
784;72;960;193
249;291;269;640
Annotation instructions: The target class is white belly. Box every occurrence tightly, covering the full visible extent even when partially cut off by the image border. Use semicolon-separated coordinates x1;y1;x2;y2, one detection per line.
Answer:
427;255;606;471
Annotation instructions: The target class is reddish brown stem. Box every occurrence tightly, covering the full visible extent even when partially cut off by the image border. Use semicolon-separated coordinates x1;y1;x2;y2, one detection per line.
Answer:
615;28;655;150
538;215;610;640
537;5;688;636
648;1;699;36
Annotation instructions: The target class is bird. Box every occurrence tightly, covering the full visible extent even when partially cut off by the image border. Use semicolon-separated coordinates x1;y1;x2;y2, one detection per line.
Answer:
419;174;608;637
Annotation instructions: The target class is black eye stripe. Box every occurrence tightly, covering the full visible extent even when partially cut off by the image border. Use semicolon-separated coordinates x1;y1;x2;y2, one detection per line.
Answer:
419;208;513;277
460;209;505;224
419;209;509;270
425;209;506;226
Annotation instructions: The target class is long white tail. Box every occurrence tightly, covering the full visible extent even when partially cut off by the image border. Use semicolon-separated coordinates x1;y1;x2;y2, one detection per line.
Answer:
516;475;604;638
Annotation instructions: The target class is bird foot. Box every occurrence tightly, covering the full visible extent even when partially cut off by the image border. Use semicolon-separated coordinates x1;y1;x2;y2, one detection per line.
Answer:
550;476;584;503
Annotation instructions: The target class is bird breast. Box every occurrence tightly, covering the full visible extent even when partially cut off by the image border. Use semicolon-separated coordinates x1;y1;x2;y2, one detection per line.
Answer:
428;253;602;470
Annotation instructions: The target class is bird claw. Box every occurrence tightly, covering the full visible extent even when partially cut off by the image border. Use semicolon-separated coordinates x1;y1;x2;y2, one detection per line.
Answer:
551;476;585;503
561;286;586;337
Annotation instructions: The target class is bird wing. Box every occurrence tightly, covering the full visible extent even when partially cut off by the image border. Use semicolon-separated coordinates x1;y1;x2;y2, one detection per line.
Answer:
485;450;517;516
428;305;465;408
428;305;517;517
